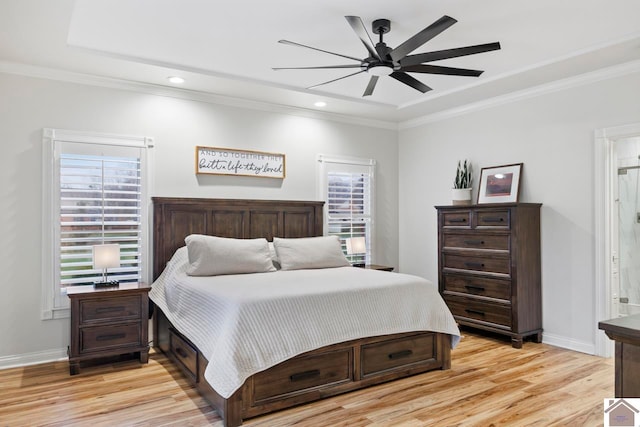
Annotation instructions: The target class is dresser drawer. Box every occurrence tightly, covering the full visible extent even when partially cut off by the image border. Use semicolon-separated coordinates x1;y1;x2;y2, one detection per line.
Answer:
476;210;510;228
445;295;511;328
442;211;471;227
170;329;198;381
442;233;509;251
361;333;437;377
252;348;352;403
80;323;141;353
79;295;141;325
443;253;510;276
443;274;511;301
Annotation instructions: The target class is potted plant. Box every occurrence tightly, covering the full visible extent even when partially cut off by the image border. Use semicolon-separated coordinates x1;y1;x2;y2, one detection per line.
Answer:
452;160;472;205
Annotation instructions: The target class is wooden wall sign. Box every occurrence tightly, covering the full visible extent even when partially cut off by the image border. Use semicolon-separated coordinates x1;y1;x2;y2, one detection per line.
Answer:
196;146;285;179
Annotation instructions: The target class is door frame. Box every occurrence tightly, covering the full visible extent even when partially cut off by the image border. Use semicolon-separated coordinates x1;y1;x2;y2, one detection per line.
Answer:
594;122;640;357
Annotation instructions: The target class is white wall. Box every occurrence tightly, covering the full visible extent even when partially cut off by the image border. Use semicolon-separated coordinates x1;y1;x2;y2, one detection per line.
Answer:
398;70;640;353
0;73;398;364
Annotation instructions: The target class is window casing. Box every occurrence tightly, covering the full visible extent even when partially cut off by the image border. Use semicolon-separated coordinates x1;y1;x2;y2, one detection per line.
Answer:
42;129;152;319
318;155;375;264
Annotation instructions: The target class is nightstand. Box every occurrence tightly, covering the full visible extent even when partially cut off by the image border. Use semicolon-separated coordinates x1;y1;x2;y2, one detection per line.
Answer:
67;283;150;375
356;264;394;272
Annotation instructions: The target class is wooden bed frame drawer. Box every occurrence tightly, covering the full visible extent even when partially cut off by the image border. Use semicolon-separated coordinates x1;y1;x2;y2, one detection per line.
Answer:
442;274;511;301
445;295;511;328
251;348;353;403
79;295;141;325
361;333;437;377
80;323;141;353
170;329;198;381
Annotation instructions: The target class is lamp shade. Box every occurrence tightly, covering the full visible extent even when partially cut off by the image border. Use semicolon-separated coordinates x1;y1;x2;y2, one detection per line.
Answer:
93;244;121;270
346;237;366;255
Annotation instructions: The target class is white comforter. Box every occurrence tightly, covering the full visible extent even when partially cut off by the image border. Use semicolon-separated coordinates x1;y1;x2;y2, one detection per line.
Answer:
150;247;460;398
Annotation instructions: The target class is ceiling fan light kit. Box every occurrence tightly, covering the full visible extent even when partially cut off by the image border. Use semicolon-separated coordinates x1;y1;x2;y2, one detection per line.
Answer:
274;15;501;97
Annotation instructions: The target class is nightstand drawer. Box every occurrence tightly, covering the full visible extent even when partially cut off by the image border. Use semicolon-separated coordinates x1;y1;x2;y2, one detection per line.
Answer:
170;329;198;381
80;323;141;353
80;295;142;324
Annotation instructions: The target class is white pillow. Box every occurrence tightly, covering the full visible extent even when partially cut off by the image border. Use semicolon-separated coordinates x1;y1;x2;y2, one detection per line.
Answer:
185;235;276;276
273;236;350;271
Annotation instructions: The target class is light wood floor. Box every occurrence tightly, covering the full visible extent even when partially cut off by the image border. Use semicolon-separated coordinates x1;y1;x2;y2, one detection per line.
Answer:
0;329;614;427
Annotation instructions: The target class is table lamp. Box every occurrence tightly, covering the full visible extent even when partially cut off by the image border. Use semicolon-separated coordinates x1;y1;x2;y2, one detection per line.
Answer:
346;237;366;267
93;244;120;287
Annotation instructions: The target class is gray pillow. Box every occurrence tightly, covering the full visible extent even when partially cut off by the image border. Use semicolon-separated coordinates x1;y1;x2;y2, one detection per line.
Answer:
185;234;276;276
273;236;350;270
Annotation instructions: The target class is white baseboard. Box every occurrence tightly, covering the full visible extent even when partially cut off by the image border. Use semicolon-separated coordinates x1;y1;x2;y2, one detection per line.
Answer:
0;348;68;370
543;333;596;355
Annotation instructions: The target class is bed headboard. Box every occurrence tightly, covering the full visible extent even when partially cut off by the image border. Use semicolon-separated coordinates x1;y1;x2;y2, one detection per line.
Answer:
152;197;325;279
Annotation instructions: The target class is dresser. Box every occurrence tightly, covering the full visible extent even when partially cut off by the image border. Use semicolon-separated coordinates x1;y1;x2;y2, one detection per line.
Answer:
436;203;542;348
599;314;640;397
67;283;150;374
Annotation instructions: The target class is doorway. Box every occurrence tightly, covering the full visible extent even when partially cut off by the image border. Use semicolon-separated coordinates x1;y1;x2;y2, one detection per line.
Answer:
594;123;640;357
614;139;640;317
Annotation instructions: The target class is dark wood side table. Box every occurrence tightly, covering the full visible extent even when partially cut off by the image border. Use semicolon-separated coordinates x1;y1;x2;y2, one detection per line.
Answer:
67;282;150;375
599;314;640;397
356;264;394;272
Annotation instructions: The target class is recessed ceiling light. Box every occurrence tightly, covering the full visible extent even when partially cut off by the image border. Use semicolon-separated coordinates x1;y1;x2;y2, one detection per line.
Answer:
314;101;327;107
168;76;185;84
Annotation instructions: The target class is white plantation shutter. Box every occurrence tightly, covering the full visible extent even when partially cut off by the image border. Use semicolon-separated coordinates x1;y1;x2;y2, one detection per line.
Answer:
318;155;375;264
59;149;142;287
42;129;151;318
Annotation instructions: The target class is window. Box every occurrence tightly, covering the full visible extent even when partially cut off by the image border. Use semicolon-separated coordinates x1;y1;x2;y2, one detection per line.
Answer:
318;155;375;265
42;129;152;319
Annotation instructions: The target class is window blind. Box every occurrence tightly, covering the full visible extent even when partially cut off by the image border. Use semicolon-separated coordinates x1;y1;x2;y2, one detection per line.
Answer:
319;156;375;264
59;152;142;288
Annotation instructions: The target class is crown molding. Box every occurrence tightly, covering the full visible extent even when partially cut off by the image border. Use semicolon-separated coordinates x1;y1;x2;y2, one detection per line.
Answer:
399;59;640;130
0;61;397;131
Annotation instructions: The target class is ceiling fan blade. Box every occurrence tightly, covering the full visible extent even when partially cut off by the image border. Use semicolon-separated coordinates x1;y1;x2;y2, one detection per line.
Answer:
363;76;379;97
390;72;432;93
345;16;381;60
400;42;501;67
401;64;484;77
278;40;362;62
389;15;457;62
273;64;362;70
307;70;365;90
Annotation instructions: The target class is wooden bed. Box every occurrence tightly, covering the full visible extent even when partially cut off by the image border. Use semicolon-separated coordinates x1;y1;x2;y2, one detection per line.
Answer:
151;197;452;427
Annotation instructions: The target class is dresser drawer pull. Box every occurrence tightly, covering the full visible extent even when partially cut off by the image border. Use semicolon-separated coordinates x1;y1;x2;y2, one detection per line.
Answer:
175;347;189;358
290;369;320;382
464;240;485;245
388;349;413;360
465;262;485;269
465;309;485;316
95;306;125;314
465;285;486;292
96;333;126;341
449;218;467;223
484;217;505;223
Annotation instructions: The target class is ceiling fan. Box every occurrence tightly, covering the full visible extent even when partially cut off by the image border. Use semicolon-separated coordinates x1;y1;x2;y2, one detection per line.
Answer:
273;15;501;97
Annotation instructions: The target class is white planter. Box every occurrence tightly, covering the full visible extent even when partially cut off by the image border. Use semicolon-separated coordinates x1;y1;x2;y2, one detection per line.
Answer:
452;188;472;205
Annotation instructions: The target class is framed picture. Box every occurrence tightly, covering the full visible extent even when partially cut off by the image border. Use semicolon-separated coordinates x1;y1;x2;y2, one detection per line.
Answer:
477;163;523;204
195;146;285;179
